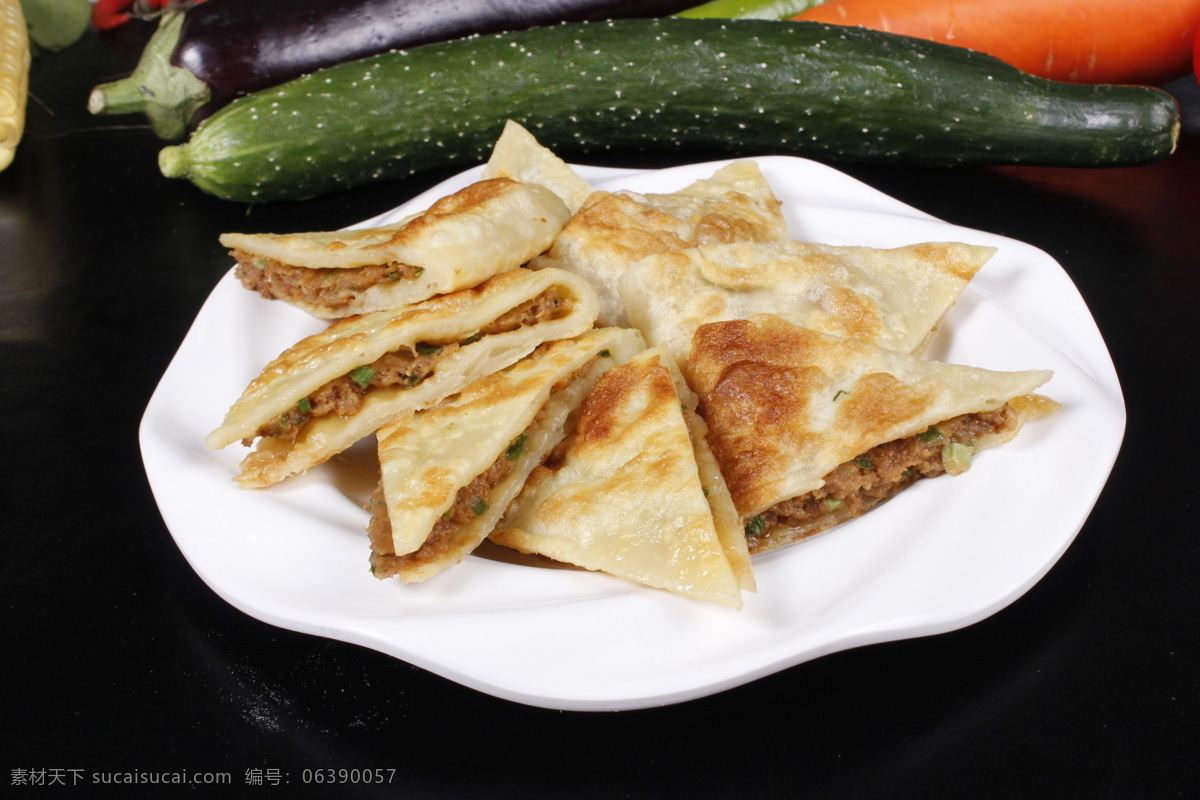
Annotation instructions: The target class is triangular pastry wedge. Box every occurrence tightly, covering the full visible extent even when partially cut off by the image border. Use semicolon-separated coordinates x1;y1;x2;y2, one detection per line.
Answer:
482;120;596;215
686;315;1059;554
619;239;993;367
220;177;570;318
491;348;753;608
367;328;647;583
206;267;600;488
531;160;787;326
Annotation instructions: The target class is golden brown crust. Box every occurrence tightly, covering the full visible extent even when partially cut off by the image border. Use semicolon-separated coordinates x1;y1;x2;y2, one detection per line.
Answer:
363;178;525;252
687;315;1054;519
572;347;678;451
834;372;939;446
618;240;995;369
491;349;750;608
532;161;787;326
906;241;987;283
692;357;824;509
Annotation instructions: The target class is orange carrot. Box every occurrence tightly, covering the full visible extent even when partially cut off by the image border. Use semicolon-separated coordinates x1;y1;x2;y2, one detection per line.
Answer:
794;0;1200;85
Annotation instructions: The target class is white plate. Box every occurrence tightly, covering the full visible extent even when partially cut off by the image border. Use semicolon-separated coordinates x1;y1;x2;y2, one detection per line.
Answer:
140;157;1125;711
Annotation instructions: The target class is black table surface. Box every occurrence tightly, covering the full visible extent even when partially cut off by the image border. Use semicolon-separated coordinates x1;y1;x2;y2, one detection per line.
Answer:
5;23;1198;800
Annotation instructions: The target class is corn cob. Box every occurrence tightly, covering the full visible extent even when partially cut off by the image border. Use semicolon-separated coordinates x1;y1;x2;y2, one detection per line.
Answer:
0;0;30;172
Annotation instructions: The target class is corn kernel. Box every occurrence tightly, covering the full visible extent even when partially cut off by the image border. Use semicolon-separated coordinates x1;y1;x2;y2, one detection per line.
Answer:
0;0;30;171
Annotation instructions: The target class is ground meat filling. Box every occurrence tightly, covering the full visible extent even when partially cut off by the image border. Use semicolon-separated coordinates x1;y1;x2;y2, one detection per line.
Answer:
252;346;450;443
367;411;547;579
232;250;427;313
477;288;569;336
748;404;1016;552
251;289;570;444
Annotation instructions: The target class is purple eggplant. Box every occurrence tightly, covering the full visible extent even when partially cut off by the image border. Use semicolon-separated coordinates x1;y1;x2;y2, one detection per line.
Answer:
88;0;702;140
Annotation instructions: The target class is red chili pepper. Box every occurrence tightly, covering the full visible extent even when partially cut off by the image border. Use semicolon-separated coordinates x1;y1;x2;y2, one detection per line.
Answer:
92;0;207;31
1194;26;1199;84
92;0;136;30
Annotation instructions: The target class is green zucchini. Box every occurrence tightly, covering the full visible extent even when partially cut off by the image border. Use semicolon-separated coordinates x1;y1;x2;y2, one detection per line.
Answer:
159;18;1180;203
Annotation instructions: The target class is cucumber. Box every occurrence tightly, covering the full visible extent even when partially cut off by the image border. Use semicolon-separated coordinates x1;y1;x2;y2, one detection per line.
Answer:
159;18;1180;203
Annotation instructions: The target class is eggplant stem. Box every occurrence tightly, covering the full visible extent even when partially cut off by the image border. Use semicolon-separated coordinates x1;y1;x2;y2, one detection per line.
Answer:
87;10;209;140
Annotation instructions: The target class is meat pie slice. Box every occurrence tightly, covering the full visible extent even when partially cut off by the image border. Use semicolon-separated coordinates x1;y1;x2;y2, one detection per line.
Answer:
531;160;787;327
491;348;754;609
367;327;647;583
220;177;570;318
482;120;596;215
619;239;994;368
205;267;600;488
686;315;1059;555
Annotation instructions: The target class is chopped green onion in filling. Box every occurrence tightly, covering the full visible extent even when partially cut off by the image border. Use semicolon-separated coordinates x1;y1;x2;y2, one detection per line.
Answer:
415;341;443;356
505;433;529;461
349;365;377;388
942;442;975;476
